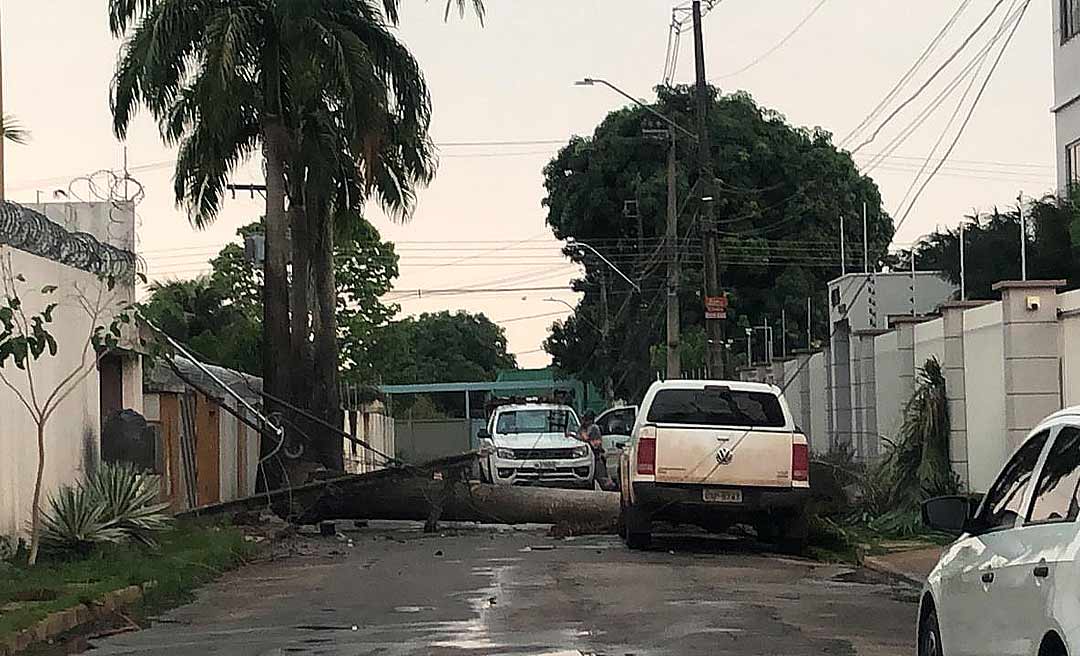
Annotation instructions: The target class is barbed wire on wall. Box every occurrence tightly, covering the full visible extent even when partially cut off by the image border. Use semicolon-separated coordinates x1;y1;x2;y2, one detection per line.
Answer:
0;201;143;281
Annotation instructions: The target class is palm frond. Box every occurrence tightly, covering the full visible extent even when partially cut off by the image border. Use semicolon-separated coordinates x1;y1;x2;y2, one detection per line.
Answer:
39;485;126;555
0;114;29;145
88;462;172;547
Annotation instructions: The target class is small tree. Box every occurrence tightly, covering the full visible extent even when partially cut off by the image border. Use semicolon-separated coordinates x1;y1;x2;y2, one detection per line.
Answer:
0;254;135;565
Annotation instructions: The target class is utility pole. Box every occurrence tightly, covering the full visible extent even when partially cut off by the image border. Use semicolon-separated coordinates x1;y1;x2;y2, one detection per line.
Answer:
692;0;725;379
781;308;787;358
910;246;917;316
665;132;681;379
806;297;812;348
960;220;966;301
1018;192;1027;281
862;202;869;275
599;272;613;400
839;214;846;276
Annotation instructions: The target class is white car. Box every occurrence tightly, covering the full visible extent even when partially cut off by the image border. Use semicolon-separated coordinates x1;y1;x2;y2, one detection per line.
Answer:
618;380;810;550
920;407;1080;656
477;403;594;489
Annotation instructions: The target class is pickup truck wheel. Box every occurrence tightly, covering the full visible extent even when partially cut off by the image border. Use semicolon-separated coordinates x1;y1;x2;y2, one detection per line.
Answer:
778;513;809;555
621;504;651;550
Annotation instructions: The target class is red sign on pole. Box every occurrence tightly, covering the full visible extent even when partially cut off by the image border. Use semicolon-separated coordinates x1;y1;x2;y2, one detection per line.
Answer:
704;294;728;320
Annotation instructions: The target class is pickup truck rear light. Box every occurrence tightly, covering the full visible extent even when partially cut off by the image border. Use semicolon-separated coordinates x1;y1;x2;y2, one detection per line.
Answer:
637;425;657;475
792;443;809;482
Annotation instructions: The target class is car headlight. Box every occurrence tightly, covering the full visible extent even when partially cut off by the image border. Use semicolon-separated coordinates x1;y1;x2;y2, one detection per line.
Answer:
496;448;516;460
573;445;590;458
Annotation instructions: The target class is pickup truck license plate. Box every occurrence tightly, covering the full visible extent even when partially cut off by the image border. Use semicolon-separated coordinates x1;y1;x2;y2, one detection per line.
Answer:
533;461;558;470
703;489;742;503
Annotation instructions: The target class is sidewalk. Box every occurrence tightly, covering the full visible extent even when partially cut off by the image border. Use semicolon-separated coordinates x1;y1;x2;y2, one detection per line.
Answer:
862;542;944;587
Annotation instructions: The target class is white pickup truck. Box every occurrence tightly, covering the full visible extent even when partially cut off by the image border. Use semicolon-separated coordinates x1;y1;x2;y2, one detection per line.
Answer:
477;403;594;489
618;380;810;551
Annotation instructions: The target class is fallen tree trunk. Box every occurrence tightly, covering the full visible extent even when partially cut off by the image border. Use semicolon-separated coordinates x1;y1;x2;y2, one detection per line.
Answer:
297;469;620;530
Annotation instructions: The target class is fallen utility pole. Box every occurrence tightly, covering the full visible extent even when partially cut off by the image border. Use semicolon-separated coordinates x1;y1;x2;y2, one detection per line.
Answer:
692;0;725;379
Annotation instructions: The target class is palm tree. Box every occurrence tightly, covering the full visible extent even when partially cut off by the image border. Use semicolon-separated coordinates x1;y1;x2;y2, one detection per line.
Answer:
109;0;482;472
0;114;27;144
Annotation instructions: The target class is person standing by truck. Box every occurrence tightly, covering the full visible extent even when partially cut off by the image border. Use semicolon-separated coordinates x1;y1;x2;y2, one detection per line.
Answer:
579;411;616;491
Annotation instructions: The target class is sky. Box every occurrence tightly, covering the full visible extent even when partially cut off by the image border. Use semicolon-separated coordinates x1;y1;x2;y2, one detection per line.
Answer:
4;0;1057;369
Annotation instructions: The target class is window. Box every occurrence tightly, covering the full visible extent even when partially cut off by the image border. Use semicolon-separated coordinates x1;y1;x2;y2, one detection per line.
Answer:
646;387;785;428
495;409;579;435
597;408;635;436
976;430;1050;532
1028;427;1080;524
1063;0;1080;43
1067;140;1080;190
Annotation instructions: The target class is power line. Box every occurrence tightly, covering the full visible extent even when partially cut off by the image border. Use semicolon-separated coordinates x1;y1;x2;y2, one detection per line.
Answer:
846;0;1009;154
713;0;828;79
893;0;1032;226
840;0;973;147
859;0;1024;176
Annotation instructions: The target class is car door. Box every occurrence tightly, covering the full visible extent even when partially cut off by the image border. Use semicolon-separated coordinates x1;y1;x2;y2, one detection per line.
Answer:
596;406;637;480
936;429;1050;656
996;423;1080;655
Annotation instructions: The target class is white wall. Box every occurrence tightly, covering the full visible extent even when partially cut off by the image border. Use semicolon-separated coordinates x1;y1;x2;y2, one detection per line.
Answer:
963;302;1006;493
914;318;945;367
0;247;121;537
874;331;903;441
828;272;957;332
783;358;803;431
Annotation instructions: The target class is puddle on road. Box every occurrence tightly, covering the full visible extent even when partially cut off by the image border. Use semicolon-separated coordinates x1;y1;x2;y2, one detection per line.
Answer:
393;606;435;613
666;599;738;609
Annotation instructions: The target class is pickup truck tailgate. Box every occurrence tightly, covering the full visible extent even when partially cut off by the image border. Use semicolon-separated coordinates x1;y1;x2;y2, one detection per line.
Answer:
654;426;793;487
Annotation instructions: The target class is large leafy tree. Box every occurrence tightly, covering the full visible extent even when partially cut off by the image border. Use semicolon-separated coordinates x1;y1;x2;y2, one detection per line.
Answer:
543;86;893;400
368;311;516;385
893;195;1080;300
141;277;262;375
143;220;399;382
109;0;482;470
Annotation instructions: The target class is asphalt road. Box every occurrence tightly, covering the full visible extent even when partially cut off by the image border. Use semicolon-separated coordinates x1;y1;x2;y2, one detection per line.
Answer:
87;522;919;656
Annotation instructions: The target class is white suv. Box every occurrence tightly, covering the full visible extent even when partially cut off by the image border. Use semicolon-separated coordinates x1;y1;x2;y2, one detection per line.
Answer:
920;407;1080;656
478;403;594;489
618;380;810;550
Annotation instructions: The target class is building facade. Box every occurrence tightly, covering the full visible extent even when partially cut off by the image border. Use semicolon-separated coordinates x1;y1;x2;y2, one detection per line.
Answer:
1053;0;1080;191
0;201;143;537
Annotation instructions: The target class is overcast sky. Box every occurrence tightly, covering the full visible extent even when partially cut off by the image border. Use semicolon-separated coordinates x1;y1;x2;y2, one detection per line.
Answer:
5;0;1056;369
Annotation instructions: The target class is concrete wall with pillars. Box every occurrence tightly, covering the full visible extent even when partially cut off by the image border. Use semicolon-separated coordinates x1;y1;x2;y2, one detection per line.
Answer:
994;280;1067;453
736;279;1080;492
941;301;990;488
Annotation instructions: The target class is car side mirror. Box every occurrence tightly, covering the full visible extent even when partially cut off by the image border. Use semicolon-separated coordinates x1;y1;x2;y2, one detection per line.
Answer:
922;495;978;534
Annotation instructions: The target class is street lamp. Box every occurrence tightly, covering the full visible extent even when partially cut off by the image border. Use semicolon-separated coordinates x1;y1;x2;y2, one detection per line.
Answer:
565;237;641;293
575;78;698;142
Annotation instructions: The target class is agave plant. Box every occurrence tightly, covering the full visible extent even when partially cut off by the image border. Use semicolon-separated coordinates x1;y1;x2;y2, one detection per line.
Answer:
89;462;172;546
39;485;127;555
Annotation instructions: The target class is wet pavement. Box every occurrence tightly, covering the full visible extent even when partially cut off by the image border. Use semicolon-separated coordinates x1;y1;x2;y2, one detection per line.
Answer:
87;522;918;655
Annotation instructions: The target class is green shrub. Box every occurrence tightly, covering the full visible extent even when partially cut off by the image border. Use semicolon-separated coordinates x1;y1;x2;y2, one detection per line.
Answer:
90;462;172;546
39;462;172;555
39;486;126;555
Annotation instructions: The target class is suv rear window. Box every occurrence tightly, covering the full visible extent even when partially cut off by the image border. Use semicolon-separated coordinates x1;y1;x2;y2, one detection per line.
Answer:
646;388;785;428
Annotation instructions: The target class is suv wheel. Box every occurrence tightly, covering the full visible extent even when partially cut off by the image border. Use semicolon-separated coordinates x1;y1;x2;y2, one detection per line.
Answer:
918;604;943;656
778;514;809;555
620;503;651;550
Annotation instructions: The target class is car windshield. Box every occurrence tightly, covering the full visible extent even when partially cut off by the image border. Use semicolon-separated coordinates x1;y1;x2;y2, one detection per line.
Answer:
495;409;579;434
646;388;785;428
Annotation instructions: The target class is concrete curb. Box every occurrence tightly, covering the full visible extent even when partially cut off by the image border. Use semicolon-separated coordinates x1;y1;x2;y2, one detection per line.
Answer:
862;555;925;589
0;583;148;656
